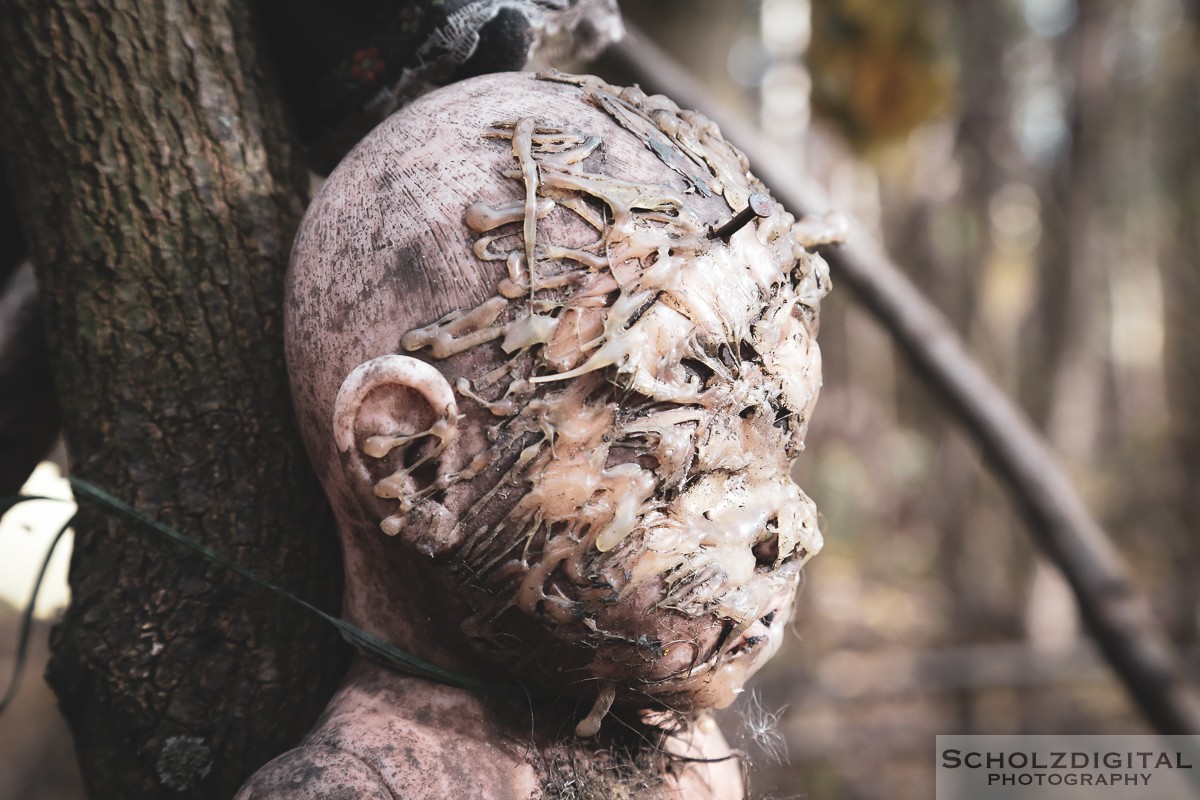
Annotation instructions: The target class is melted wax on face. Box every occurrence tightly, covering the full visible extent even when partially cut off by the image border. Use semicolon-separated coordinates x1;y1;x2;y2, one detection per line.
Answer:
382;73;831;708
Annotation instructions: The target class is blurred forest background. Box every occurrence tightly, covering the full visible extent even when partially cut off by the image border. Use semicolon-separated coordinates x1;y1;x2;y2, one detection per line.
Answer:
2;0;1198;798
616;0;1200;797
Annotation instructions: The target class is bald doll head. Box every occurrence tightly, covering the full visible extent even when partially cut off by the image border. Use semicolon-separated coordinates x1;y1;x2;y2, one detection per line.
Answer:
285;71;829;714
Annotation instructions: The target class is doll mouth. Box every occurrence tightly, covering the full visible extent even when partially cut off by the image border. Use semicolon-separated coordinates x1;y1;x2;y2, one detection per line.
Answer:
639;591;792;708
727;606;782;655
711;548;800;658
725;627;767;658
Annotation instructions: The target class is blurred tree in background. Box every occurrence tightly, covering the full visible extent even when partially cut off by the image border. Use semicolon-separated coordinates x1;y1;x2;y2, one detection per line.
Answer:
628;0;1200;797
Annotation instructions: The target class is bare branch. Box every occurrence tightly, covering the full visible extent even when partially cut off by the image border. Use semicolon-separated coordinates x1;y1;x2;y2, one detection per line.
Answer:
607;23;1200;735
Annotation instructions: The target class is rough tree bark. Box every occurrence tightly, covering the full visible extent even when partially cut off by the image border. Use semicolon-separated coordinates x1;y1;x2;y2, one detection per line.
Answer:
0;2;347;797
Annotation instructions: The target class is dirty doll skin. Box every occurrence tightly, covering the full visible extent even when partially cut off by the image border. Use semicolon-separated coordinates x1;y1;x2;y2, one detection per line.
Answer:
242;71;834;799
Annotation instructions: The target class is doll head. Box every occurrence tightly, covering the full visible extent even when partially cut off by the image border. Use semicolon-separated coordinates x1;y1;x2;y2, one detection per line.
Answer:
285;71;829;714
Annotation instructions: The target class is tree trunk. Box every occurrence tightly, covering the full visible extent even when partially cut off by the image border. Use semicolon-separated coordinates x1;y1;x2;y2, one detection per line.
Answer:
0;2;347;797
1162;6;1200;651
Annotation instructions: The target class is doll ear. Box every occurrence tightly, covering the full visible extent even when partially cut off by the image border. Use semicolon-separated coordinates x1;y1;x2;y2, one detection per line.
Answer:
333;355;459;535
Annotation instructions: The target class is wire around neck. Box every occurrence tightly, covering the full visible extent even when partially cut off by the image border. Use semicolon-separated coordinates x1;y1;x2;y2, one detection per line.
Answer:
0;477;522;719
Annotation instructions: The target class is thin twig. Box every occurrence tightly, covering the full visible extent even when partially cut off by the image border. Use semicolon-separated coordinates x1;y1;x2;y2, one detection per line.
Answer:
606;23;1200;735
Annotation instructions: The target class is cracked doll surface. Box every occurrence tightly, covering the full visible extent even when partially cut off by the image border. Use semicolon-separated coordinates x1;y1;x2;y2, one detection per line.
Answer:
286;70;834;714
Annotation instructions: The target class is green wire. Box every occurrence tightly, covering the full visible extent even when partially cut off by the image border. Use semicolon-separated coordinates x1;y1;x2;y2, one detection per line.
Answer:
0;480;518;716
67;478;514;696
